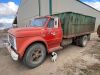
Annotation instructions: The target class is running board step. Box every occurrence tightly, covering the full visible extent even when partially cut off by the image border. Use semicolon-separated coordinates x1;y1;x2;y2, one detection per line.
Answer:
49;46;63;52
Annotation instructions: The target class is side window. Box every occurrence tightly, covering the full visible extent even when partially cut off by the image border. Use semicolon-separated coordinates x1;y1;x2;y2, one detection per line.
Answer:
48;19;54;28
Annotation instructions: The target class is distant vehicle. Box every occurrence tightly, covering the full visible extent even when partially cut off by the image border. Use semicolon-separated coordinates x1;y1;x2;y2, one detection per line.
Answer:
7;12;96;68
97;25;100;38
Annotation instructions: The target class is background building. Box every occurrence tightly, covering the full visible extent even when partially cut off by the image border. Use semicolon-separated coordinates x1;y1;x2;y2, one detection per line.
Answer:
13;0;100;30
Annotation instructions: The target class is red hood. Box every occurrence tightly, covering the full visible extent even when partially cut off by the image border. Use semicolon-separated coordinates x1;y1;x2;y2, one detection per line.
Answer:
8;27;44;37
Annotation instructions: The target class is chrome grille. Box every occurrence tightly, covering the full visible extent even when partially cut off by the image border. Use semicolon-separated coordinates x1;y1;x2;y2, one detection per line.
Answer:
9;35;14;48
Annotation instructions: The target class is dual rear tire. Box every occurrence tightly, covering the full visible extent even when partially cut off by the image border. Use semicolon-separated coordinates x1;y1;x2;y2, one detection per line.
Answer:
73;35;89;47
78;35;88;47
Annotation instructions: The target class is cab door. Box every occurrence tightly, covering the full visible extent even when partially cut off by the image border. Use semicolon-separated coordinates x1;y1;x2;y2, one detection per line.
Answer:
45;18;62;49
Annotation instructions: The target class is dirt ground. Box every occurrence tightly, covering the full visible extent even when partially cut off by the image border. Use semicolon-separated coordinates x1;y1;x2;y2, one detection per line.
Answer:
0;32;100;75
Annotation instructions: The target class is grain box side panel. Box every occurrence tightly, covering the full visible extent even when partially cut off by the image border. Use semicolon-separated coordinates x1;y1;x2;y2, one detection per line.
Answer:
53;12;96;38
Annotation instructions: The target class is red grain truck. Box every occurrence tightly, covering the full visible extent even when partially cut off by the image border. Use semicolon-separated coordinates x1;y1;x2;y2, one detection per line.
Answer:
7;12;96;68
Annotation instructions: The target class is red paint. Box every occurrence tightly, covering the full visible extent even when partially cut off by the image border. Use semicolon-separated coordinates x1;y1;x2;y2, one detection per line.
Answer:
8;16;63;58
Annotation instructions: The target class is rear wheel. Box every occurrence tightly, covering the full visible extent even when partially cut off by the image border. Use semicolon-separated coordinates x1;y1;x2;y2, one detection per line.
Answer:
73;35;88;47
87;34;91;41
78;35;88;47
23;43;46;68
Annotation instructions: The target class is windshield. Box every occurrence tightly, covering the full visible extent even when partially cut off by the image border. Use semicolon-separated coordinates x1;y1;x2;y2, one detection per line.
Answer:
31;18;47;27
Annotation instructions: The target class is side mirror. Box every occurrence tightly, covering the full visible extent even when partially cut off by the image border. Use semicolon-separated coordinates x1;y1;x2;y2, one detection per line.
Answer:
54;17;58;28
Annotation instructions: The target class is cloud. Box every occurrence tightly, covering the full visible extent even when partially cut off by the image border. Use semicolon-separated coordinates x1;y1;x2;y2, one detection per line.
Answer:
0;18;14;23
0;2;18;24
0;2;18;16
84;1;100;11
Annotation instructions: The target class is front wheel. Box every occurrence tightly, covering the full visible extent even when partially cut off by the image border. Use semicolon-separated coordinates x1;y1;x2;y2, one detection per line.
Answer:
23;43;46;68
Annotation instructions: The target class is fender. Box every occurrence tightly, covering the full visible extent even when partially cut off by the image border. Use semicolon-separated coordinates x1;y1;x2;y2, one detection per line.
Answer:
18;36;48;58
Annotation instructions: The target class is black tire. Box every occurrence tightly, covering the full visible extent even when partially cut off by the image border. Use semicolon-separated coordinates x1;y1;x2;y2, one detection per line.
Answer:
72;37;80;46
78;35;88;47
23;43;46;68
87;34;91;41
72;38;76;45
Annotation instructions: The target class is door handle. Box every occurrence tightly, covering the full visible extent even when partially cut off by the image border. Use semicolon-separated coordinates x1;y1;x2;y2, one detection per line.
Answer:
51;32;56;35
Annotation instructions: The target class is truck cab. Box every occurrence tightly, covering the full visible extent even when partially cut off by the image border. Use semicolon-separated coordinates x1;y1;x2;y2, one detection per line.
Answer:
7;16;63;68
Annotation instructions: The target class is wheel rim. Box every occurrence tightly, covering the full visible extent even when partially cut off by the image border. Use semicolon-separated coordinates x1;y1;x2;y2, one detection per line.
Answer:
83;36;88;46
31;48;43;63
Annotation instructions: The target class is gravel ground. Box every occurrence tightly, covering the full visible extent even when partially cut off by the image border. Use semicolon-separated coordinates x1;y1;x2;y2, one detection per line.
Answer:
0;31;7;48
0;33;100;75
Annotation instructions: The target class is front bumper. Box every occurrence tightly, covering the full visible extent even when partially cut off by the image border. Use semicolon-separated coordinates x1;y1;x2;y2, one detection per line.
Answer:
6;43;18;61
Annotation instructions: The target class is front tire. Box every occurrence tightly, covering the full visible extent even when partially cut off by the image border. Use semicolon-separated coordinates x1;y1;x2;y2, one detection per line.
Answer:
23;43;46;68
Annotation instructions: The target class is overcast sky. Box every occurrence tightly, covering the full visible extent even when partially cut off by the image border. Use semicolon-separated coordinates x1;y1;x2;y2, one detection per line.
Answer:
0;0;100;24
